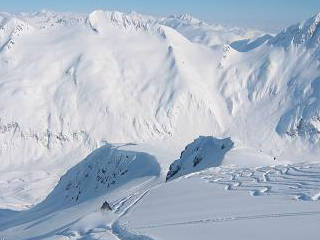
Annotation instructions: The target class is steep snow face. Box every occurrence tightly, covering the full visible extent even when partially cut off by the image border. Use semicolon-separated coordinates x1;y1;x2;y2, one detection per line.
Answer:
166;136;234;180
43;144;160;208
215;12;320;159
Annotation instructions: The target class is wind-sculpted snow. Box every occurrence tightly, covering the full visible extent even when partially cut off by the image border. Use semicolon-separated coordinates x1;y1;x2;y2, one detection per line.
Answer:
166;136;234;180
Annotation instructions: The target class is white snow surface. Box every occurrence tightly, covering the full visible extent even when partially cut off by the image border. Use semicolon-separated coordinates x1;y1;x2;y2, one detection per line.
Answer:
0;10;320;239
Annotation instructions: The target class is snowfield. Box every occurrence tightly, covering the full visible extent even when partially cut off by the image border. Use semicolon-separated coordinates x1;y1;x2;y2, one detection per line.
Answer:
0;9;320;239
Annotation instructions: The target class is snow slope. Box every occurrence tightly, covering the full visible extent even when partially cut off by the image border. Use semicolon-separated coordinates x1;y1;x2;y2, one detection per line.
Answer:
122;173;320;240
0;144;161;239
1;159;320;240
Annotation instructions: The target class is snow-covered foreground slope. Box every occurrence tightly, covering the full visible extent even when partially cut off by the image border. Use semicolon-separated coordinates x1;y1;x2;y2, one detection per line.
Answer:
122;173;320;240
0;144;161;239
1;159;320;239
1;137;320;239
1;9;320;239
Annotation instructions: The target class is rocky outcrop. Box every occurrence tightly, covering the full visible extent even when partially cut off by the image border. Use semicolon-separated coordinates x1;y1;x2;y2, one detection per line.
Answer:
166;136;234;181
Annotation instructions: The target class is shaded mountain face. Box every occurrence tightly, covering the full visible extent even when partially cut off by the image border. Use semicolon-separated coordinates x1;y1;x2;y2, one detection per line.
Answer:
166;136;234;181
1;10;320;172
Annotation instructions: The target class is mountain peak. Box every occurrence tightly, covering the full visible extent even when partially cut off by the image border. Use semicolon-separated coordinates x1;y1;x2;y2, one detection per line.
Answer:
175;13;202;24
87;10;156;33
270;12;320;48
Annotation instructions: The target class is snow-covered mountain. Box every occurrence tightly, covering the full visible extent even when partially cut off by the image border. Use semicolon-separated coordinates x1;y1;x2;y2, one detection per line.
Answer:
1;9;320;240
270;13;320;48
159;13;264;47
0;8;320;181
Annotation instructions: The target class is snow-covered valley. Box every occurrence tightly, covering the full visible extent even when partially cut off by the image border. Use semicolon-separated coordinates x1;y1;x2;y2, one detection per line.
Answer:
0;9;320;239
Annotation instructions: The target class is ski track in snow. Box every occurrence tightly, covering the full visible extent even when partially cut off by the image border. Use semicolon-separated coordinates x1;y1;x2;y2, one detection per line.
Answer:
100;190;153;240
195;163;320;201
3;164;320;239
51;188;154;240
133;210;320;230
93;163;320;239
45;163;320;239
